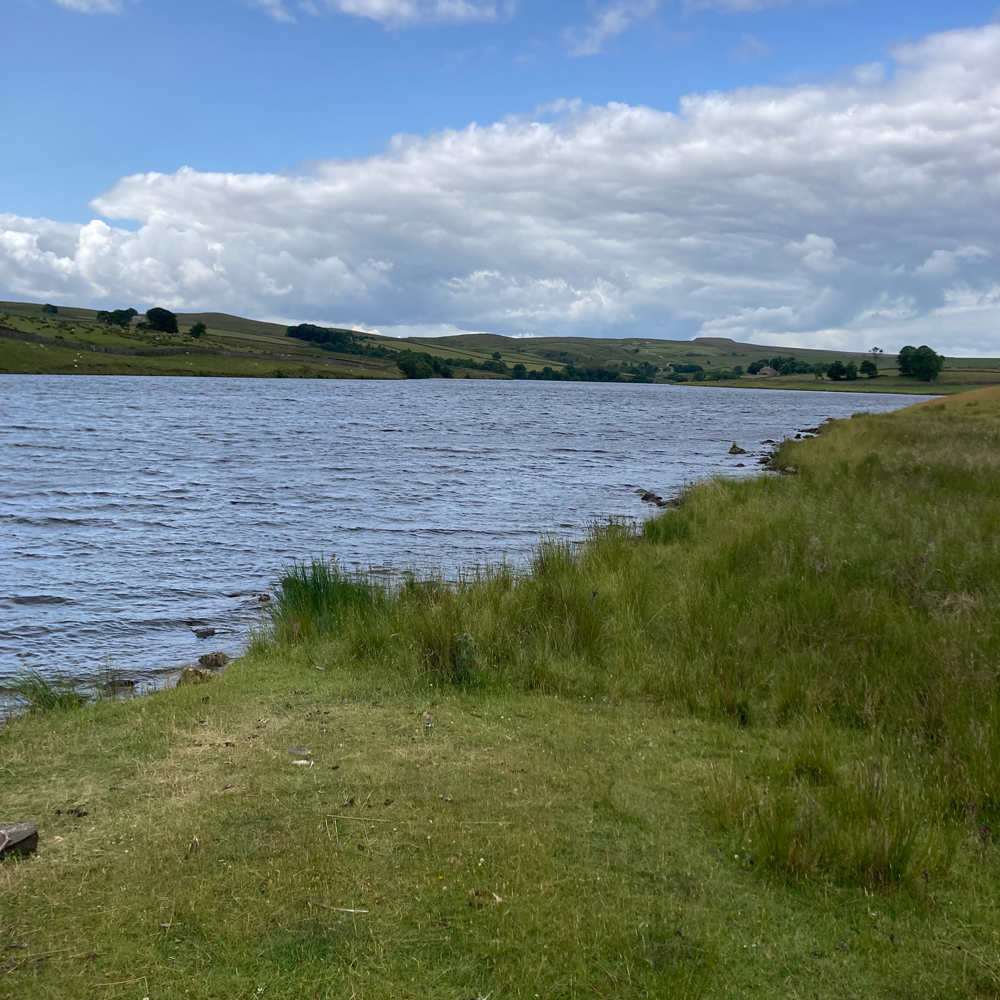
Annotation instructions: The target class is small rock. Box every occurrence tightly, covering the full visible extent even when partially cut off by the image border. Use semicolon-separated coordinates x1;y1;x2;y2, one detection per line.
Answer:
735;463;745;467
0;823;39;859
729;442;747;455
194;627;216;639
287;747;312;757
177;667;214;687
198;651;229;670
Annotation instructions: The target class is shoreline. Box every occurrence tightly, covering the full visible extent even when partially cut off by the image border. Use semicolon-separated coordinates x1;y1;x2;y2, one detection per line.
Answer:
5;387;1000;996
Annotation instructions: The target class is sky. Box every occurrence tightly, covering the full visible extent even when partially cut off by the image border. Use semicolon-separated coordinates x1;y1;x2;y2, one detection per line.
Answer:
2;0;1000;352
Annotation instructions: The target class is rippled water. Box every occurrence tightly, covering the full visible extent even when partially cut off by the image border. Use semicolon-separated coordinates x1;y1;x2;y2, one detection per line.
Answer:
0;375;927;683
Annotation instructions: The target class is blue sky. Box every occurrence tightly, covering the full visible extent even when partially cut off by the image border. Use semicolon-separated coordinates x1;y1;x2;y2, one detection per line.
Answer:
6;0;996;222
3;0;1000;351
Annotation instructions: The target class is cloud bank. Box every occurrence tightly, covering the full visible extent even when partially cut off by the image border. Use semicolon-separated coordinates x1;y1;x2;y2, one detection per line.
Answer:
4;23;1000;352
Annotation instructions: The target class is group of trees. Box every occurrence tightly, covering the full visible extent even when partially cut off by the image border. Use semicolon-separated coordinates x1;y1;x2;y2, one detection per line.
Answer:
897;345;945;381
286;323;395;359
748;355;814;376
94;306;191;336
96;307;138;328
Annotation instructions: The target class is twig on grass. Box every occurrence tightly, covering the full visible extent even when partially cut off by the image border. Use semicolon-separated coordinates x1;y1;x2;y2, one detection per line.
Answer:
308;901;369;914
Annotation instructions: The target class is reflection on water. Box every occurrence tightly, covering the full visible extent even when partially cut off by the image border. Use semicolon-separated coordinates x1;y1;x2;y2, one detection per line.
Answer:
0;375;927;682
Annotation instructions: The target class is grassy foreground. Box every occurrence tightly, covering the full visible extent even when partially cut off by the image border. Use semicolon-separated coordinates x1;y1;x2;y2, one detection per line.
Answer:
6;390;1000;998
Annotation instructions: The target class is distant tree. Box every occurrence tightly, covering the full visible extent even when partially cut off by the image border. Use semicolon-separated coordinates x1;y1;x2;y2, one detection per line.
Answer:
844;361;859;381
492;351;502;361
908;345;945;382
826;360;848;381
145;307;178;334
733;365;744;377
812;363;828;380
396;350;451;379
896;346;917;376
97;308;138;328
42;303;58;315
188;322;207;339
512;363;527;379
859;359;878;378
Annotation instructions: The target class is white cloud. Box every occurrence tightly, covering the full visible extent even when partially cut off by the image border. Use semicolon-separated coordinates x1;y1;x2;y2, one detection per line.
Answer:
250;0;503;25
52;0;123;12
5;23;1000;353
565;0;659;57
915;245;990;277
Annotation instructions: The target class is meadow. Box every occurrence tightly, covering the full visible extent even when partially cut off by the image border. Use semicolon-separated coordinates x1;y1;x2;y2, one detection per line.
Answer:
4;389;1000;998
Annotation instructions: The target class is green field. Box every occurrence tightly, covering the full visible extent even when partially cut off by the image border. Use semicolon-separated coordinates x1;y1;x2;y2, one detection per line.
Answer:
5;388;1000;997
2;299;998;392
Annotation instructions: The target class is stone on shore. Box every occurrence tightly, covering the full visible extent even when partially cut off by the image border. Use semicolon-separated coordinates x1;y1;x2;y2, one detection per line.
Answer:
177;667;214;687
198;652;230;670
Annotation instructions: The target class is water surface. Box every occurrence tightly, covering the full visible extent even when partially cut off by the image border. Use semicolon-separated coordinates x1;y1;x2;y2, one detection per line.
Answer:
0;376;927;682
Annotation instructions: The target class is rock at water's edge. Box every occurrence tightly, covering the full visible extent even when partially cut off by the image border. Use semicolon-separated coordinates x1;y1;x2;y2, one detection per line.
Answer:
198;652;230;670
178;667;214;687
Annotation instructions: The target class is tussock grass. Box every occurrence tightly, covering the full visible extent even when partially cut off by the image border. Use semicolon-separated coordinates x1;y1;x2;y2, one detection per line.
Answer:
6;388;1000;997
5;670;85;714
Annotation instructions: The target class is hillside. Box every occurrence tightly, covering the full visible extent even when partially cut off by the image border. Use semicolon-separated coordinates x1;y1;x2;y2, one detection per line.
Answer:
2;299;999;393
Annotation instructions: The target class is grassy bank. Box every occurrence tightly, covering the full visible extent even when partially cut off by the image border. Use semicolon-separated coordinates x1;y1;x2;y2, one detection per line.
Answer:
5;389;1000;998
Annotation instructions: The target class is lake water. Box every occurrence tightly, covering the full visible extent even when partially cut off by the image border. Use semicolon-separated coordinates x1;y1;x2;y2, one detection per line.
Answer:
0;376;928;684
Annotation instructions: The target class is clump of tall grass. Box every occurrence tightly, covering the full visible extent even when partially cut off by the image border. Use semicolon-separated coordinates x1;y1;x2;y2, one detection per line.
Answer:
263;558;384;645
6;670;86;714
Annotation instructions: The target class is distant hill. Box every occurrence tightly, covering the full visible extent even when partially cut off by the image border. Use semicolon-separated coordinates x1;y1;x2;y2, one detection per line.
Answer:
3;299;998;394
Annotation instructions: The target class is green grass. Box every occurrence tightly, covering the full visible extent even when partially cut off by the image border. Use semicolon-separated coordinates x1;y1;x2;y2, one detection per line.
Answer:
6;390;1000;998
6;297;1000;390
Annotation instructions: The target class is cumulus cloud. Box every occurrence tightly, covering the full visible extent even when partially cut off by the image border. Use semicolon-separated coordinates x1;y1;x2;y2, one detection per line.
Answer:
565;0;659;57
4;23;1000;352
250;0;503;25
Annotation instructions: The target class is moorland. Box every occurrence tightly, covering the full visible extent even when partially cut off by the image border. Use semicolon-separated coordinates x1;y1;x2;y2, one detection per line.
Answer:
2;299;997;393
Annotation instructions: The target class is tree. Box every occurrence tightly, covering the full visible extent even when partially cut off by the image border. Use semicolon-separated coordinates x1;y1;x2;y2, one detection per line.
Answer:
492;351;502;361
188;322;207;339
512;363;527;379
812;363;828;380
859;359;878;378
909;345;945;382
844;361;859;381
897;344;944;381
97;308;138;328
42;303;58;315
144;307;178;334
826;360;848;381
896;346;917;376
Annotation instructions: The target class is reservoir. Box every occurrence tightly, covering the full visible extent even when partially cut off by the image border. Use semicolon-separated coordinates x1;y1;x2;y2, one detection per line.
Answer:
0;375;928;684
